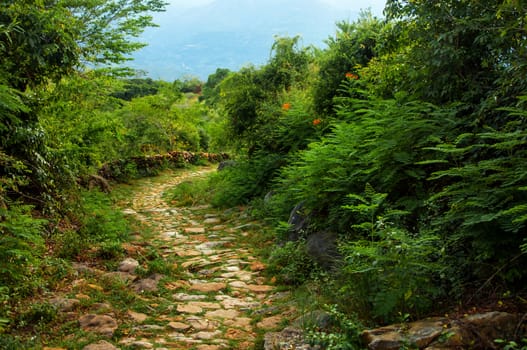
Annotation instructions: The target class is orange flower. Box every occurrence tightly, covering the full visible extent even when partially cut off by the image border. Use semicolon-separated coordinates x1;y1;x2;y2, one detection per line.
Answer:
282;102;291;111
312;118;322;126
345;72;359;80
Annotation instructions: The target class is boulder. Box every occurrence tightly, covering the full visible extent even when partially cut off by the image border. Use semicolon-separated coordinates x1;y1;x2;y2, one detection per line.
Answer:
306;231;340;269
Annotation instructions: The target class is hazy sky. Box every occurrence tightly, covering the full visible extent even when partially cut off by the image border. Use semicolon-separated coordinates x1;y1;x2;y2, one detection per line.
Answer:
130;0;387;80
168;0;385;14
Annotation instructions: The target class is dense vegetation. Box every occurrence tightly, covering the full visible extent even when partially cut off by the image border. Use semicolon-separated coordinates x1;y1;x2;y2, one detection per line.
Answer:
202;0;527;338
1;0;526;348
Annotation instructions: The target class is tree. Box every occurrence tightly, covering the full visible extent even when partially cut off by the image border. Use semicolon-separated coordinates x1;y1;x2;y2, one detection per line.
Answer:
312;12;384;116
0;0;167;207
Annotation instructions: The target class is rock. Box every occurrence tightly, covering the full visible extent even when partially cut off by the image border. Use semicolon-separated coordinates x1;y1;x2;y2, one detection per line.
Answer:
287;202;308;241
168;321;191;331
186;317;219;331
129;340;153;348
91;302;112;313
205;309;240;319
306;231;340;269
134;324;165;332
245;284;274;293
194;330;222;340
203;217;221;225
118;258;140;273
250;261;266;271
462;311;518;341
79;314;119;337
177;303;203;314
173;293;208;301
184;227;206;234
363;312;522;350
127;310;148;323
49;297;80;312
82;340;119;350
264;327;319;350
189;282;227;293
131;273;164;293
257;315;283;330
224;317;252;329
362;318;446;350
196;345;222;350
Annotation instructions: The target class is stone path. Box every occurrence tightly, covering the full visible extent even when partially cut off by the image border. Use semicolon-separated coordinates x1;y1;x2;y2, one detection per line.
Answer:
109;167;292;349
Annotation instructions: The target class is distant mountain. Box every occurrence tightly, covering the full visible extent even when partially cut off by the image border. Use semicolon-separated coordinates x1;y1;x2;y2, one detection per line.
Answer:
128;0;370;80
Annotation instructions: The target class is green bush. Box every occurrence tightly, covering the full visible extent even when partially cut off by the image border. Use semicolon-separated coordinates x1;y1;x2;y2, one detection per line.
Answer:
307;304;364;350
267;240;317;285
210;154;284;207
0;202;46;294
78;190;130;243
164;178;212;207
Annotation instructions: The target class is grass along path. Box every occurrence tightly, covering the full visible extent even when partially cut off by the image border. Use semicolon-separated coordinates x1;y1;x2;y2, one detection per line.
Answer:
102;166;293;349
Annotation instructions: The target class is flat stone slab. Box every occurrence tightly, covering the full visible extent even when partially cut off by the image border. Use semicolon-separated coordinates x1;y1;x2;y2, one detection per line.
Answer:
168;321;191;332
186;317;219;331
177;303;203;314
184;227;206;234
257;315;283;330
173;293;208;301
205;309;240;319
189;282;227;293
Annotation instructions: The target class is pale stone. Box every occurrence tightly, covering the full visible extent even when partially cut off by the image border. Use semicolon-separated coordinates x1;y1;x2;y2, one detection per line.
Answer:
204;218;221;224
224;317;252;329
133;324;165;332
177;303;203;314
195;330;222;340
189;301;222;309
205;309;240;319
257;315;283;330
196;345;222;350
224;266;240;272
225;328;255;340
129;341;153;349
250;261;266;271
186;317;218;331
245;284;274;293
127;310;148;323
229;281;248;289
176;250;201;257
220;297;259;310
167;321;191;331
173;293;207;301
184;227;206;234
189;282;227;293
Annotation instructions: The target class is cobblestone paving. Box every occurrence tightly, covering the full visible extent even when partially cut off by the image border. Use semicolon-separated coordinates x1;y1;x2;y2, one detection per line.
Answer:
114;167;291;349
